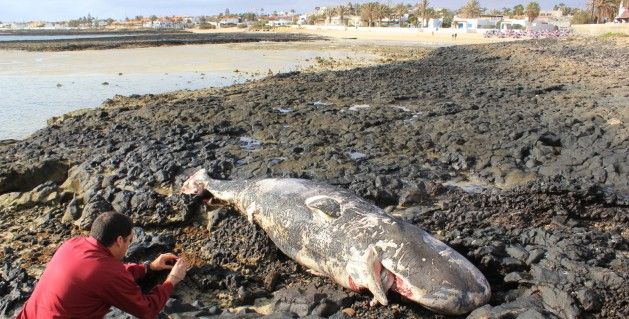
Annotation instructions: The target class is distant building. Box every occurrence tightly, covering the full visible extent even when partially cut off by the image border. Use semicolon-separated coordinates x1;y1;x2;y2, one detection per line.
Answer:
143;17;185;29
539;9;563;19
452;15;502;31
500;18;528;30
426;18;443;29
267;19;292;26
219;16;240;26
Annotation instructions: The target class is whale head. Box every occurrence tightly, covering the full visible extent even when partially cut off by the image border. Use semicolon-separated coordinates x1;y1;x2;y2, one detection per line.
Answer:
375;221;491;315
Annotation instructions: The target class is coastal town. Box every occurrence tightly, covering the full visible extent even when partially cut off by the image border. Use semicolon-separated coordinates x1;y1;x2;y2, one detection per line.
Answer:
2;0;628;35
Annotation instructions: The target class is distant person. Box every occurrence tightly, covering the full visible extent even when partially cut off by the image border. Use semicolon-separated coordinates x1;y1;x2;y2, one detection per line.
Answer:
17;211;189;319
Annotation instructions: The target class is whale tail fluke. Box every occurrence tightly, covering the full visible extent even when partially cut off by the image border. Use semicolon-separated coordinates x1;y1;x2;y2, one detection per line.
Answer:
181;169;212;195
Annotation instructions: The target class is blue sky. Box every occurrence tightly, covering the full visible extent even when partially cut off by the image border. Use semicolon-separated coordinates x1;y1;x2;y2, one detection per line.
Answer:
0;0;586;22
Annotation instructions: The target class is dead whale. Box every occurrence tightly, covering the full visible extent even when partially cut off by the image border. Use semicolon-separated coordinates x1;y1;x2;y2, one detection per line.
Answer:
182;169;491;315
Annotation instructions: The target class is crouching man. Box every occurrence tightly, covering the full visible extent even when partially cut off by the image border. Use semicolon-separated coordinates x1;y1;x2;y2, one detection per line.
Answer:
18;211;189;319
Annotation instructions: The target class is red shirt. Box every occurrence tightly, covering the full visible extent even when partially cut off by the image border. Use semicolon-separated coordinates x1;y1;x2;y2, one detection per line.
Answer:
17;236;173;319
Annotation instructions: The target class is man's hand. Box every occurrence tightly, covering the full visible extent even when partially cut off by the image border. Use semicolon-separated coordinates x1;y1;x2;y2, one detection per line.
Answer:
149;253;179;271
165;258;189;286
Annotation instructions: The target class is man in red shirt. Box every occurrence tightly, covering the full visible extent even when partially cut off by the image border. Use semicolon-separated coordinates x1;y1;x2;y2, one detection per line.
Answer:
17;211;189;319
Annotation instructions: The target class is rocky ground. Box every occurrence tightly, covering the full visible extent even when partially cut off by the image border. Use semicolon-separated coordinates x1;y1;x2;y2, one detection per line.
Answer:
0;36;627;318
0;31;324;51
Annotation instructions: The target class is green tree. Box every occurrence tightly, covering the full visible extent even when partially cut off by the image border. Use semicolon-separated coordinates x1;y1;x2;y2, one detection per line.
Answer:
526;2;541;22
513;4;525;17
571;9;594;24
438;8;454;27
199;16;212;29
242;12;257;21
459;0;482;18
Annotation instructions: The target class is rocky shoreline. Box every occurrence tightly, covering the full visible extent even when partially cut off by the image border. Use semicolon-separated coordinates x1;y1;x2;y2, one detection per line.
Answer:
0;31;325;51
0;37;627;318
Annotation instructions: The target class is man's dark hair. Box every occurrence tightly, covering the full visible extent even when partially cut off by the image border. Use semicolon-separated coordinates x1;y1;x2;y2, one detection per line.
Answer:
89;211;133;247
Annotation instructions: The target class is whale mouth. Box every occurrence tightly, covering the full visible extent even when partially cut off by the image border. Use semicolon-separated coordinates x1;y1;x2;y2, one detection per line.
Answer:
381;265;490;315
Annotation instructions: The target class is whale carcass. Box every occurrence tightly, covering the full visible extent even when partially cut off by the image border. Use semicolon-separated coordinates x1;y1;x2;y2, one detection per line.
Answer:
182;169;491;315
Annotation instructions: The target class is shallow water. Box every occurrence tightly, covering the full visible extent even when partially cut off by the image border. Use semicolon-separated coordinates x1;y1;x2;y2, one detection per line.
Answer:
0;43;370;140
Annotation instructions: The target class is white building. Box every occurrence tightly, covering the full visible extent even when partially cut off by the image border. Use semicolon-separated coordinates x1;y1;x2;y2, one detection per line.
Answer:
500;18;528;30
426;18;443;29
219;17;241;25
452;15;502;31
10;22;29;29
267;19;292;26
615;3;629;22
143;20;185;29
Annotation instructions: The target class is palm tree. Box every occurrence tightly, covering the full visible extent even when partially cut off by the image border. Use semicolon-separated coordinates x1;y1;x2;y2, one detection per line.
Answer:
459;0;482;18
393;3;409;26
513;4;525;17
374;3;391;26
324;7;335;25
591;0;620;23
416;0;430;27
526;2;541;23
360;2;377;27
335;5;350;26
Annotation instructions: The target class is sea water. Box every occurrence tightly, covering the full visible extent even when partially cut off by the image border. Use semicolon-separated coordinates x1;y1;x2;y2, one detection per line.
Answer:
0;43;368;140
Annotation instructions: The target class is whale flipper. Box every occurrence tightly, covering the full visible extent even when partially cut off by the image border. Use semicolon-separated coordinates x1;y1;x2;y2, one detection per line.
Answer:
305;195;341;218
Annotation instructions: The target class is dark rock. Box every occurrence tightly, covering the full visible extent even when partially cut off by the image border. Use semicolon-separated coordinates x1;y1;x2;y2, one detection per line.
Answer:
539;286;581;319
468;295;547;319
271;284;355;317
575;288;602;312
126;227;175;259
0;159;68;194
163;298;197;314
75;195;114;230
506;245;529;262
261;312;299;319
62;196;82;223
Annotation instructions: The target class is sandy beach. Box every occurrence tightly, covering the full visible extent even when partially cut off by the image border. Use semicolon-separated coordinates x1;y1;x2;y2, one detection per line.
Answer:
191;25;517;46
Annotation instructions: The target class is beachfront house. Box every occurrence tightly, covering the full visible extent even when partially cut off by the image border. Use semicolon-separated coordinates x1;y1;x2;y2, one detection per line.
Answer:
219;16;240;27
143;17;185;29
425;18;443;30
297;14;309;25
452;15;502;32
500;18;528;30
267;19;292;27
